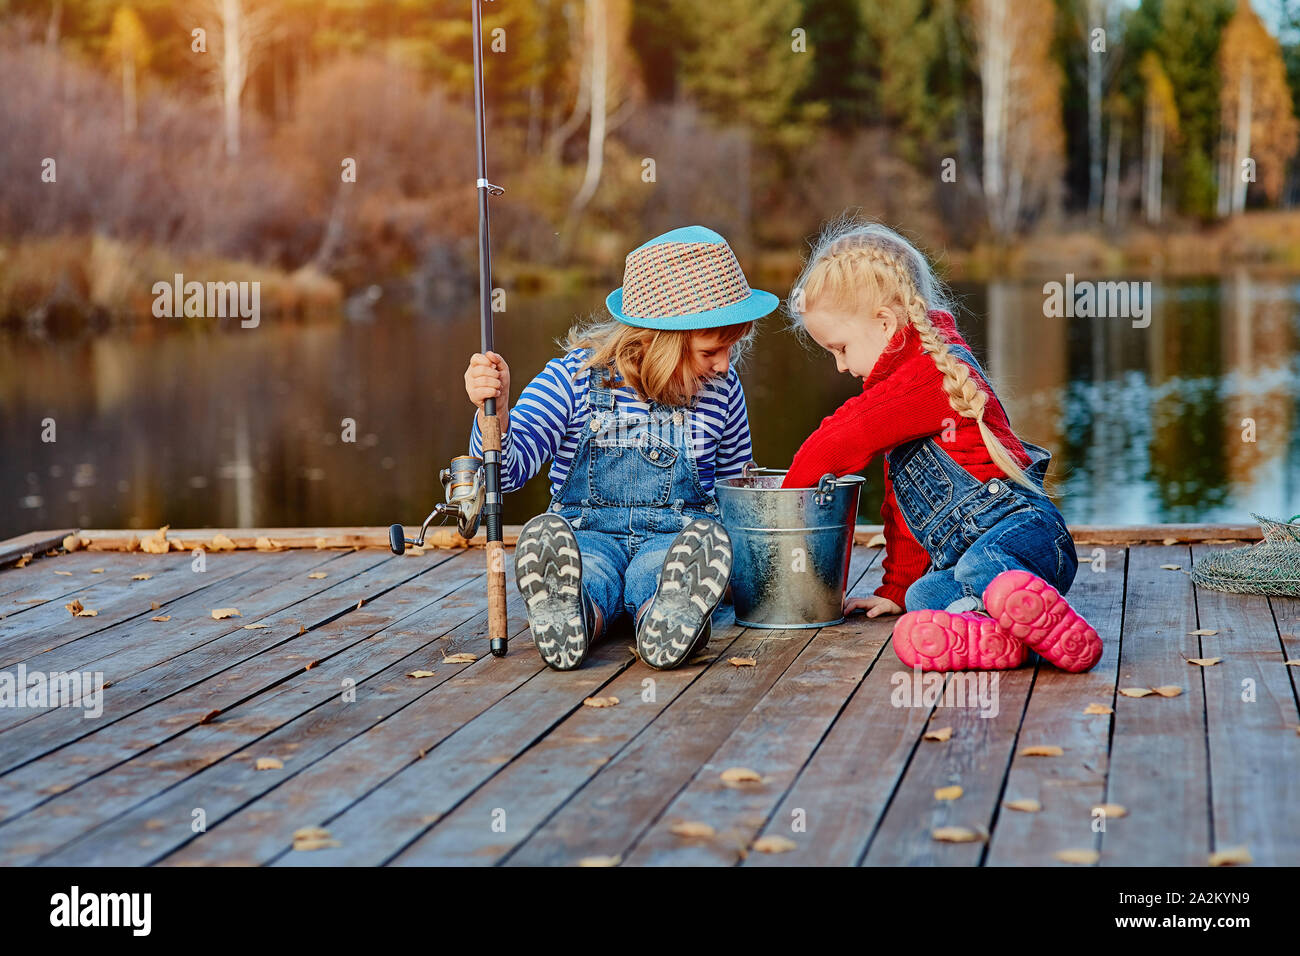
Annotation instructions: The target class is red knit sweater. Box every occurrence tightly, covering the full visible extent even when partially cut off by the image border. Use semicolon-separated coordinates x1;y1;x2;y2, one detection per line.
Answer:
781;310;1031;609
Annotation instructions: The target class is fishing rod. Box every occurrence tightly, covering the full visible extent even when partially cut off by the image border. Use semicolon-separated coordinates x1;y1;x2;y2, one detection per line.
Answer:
390;0;509;658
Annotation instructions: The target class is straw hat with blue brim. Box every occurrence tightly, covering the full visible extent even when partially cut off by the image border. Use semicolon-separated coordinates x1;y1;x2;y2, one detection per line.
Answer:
606;225;780;330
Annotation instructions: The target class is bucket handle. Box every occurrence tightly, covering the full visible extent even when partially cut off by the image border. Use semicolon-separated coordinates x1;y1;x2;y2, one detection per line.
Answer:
741;462;787;478
815;473;838;506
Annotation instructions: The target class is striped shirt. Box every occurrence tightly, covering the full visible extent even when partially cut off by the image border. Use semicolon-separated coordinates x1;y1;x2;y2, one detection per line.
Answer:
469;347;753;497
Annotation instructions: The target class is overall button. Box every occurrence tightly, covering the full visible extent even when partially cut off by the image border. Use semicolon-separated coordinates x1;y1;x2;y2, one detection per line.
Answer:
672;411;684;425
589;419;600;432
649;450;660;460
988;481;1001;494
705;502;718;514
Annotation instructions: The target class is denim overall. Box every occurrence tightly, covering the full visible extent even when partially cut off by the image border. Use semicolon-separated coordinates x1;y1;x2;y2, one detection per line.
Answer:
886;343;1078;613
545;364;724;628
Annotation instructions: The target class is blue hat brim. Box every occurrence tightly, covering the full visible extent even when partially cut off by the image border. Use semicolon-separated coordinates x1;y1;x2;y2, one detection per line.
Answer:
605;288;779;330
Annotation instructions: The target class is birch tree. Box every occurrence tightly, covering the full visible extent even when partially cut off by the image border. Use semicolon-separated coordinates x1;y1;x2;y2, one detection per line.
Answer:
197;0;275;159
1139;51;1179;225
105;5;150;136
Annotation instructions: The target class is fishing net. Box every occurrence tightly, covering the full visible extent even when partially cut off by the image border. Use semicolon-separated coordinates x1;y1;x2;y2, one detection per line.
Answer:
1190;513;1300;597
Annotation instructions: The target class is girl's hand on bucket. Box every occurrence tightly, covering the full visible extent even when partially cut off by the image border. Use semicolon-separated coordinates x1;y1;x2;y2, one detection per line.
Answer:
465;351;511;411
845;595;902;618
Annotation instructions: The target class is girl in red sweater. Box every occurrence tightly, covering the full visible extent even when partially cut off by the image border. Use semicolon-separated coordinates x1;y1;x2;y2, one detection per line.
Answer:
781;220;1102;672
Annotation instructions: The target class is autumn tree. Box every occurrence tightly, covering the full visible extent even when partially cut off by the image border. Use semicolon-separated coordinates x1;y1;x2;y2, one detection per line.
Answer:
1216;0;1299;215
105;5;150;134
1139;51;1179;225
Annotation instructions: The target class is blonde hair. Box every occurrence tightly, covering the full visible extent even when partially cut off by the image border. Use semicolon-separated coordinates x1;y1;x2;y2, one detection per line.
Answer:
562;314;756;407
788;217;1037;491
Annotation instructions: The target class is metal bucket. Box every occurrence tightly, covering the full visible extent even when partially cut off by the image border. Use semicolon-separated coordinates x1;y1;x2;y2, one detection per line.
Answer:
716;465;866;628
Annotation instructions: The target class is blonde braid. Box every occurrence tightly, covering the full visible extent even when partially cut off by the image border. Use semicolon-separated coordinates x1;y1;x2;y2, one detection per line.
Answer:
802;229;1039;493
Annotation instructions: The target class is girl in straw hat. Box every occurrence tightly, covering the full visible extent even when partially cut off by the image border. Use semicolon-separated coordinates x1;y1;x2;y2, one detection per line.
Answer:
781;218;1103;673
464;226;778;670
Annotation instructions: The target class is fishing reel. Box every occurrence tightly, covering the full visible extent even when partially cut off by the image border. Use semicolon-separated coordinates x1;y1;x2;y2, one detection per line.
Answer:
388;455;486;554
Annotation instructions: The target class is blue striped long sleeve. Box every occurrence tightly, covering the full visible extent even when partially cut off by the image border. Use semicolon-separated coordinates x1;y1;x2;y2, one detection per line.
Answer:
469;354;576;494
713;374;754;482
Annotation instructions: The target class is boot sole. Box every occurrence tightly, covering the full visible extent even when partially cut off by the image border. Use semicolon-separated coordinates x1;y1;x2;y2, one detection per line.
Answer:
637;519;732;670
892;609;1028;671
982;570;1102;673
515;514;590;671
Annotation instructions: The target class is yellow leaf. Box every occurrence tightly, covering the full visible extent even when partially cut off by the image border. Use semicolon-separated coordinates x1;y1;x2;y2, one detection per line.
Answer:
1083;702;1113;715
577;855;620;867
1189;628;1218;636
442;652;477;664
1208;846;1252;867
65;598;97;617
1187;657;1221;667
1054;848;1100;864
752;835;797;853
62;534;83;552
132;573;152;581
1160;564;1182;571
211;608;241;620
292;826;333;842
90;567;104;573
255;757;283;770
1283;660;1300;667
1020;745;1064;757
53;570;72;576
728;656;757;667
1162;537;1179;546
1119;687;1153;698
76;608;98;617
582;696;620;708
151;615;171;622
307;572;327;579
669;821;716;839
210;533;237;551
934;785;963;801
1004;798;1042;813
293;837;341;851
865;533;887;548
242;623;270;630
15;551;33;568
931;826;983;843
720;767;762;784
1152;685;1183;697
406;670;437;679
923;726;953;742
1091;803;1127;818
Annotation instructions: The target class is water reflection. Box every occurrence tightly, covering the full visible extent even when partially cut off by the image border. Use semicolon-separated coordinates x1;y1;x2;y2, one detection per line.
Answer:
2;274;1297;539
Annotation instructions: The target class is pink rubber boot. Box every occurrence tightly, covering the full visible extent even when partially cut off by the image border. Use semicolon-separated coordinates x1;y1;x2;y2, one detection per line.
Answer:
892;609;1028;671
982;570;1102;673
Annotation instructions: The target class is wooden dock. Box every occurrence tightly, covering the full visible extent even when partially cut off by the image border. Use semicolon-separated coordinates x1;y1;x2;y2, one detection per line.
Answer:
0;527;1297;867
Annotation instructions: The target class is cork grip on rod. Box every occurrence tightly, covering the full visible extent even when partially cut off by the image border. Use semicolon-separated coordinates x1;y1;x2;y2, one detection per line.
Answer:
479;411;508;647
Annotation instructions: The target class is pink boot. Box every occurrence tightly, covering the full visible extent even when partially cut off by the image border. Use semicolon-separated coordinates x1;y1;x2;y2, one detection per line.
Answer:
892;609;1028;671
982;570;1102;673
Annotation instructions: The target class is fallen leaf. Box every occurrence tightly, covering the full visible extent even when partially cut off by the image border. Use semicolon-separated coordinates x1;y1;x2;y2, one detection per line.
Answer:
727;656;757;667
442;652;477;664
934;785;963;801
255;757;283;771
65;599;97;617
140;526;170;554
1187;657;1221;667
407;670;437;679
356;598;364;610
1083;702;1113;715
150;615;171;622
404;545;426;556
90;567;104;573
242;623;270;630
1208;846;1252;867
1054;848;1100;864
307;572;327;579
1020;745;1064;757
1151;685;1183;697
53;570;72;576
720;767;762;784
583;696;620;708
132;573;152;581
669;821;716;839
1189;628;1218;636
292;826;333;842
62;534;83;552
1119;687;1154;698
751;835;797;853
150;601;161;611
865;533;887;548
1091;803;1128;818
1162;537;1179;546
923;726;953;742
292;826;341;851
1004;798;1042;813
210;533;237;551
1284;660;1300;667
14;552;33;568
578;855;621;867
931;826;983;844
198;709;220;724
1160;564;1182;571
211;607;241;620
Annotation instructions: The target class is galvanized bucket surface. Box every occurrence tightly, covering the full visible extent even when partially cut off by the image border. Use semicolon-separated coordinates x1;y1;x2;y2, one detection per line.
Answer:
716;467;866;628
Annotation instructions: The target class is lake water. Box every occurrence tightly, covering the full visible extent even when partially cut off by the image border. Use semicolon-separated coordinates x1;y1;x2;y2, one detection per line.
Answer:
3;272;1298;540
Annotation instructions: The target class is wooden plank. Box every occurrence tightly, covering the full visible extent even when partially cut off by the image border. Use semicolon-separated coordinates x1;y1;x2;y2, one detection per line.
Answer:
1100;545;1209;866
1273;596;1300;709
617;552;885;865
1192;545;1300;866
0;550;281;668
0;529;75;568
0;553;499;863
0;550;181;608
983;548;1128;865
0;548;404;746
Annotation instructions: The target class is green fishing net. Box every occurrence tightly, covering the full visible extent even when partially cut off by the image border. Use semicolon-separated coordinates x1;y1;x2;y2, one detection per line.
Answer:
1190;513;1300;597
